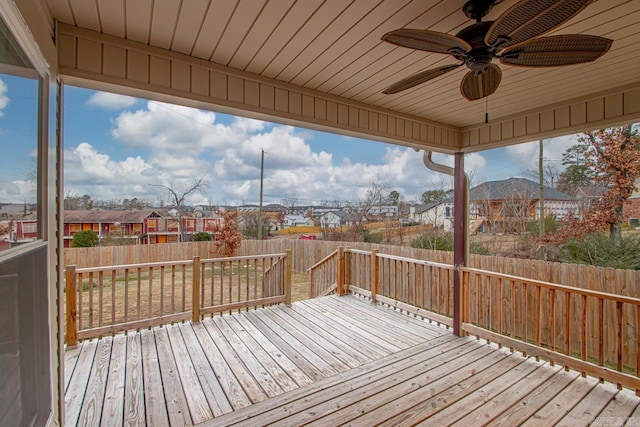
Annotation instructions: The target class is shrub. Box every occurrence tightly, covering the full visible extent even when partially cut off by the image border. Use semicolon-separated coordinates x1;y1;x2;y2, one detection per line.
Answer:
193;231;212;242
559;233;640;269
412;230;453;251
412;230;490;255
71;230;99;248
360;228;383;243
527;215;558;237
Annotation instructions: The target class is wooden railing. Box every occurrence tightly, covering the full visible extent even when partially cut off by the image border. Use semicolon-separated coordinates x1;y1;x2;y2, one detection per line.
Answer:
307;247;455;324
309;246;640;392
65;251;291;346
461;267;640;392
307;249;340;298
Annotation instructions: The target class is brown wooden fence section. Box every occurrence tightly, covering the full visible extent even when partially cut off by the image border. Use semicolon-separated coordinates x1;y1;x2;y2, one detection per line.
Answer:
65;251;291;346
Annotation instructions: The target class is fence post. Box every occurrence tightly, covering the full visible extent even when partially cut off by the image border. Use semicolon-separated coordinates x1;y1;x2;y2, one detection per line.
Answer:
337;247;345;296
192;256;201;323
371;250;379;303
284;249;292;305
65;265;78;347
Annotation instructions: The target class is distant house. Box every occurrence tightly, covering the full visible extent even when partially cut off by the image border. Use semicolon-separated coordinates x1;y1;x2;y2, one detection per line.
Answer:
468;177;577;233
63;209;225;246
367;205;398;217
319;211;365;229
63;209;161;247
282;215;314;228
409;203;446;228
411;178;578;234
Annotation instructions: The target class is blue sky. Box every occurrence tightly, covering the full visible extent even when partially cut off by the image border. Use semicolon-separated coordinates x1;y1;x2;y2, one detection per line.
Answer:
0;76;580;206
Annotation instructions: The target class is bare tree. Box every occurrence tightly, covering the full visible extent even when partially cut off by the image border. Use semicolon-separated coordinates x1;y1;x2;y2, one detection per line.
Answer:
523;160;562;188
501;182;536;234
151;177;207;242
345;180;387;241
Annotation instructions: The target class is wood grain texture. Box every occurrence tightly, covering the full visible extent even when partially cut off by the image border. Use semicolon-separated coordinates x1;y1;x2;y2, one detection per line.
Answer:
64;295;640;426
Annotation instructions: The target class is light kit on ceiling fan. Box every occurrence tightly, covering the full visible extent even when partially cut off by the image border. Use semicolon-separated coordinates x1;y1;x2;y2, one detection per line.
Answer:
381;0;612;101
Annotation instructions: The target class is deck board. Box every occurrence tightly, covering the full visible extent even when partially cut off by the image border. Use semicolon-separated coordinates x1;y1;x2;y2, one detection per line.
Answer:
101;334;126;427
123;333;145;426
154;327;192;426
77;336;112;427
139;329;170;426
64;294;640;426
178;322;234;417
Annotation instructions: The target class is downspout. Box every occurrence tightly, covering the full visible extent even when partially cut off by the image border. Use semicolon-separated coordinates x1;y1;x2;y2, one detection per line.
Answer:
422;151;469;264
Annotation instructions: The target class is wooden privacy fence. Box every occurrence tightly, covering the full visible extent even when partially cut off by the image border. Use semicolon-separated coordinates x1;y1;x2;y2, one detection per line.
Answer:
65;251;291;346
65;239;640;303
309;247;640;392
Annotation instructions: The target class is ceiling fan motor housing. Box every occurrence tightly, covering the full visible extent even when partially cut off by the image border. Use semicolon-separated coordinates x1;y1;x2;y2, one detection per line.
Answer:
455;21;495;73
462;0;495;21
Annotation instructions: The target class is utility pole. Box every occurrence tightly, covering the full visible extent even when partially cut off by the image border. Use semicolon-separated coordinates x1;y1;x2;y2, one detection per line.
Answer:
257;149;265;240
539;139;546;260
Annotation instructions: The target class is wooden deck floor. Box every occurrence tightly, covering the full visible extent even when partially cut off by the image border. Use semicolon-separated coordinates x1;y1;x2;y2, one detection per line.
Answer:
65;295;640;426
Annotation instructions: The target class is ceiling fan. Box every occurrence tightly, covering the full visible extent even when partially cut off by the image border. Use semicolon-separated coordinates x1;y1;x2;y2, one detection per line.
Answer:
381;0;613;100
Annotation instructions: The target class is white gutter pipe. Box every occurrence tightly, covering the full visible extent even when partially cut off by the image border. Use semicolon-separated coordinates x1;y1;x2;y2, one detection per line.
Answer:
422;151;470;265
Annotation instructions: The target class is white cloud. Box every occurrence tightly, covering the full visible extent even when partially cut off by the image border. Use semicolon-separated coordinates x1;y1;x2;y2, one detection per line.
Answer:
505;135;578;173
0;79;10;117
86;92;138;109
66;96;497;205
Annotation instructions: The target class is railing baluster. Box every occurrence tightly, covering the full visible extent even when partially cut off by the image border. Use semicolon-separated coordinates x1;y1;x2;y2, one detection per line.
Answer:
246;257;250;308
550;288;556;354
599;298;604;367
221;260;225;307
201;261;206;313
237;260;241;311
111;270;116;324
148;266;153;319
98;271;103;327
124;269;129;322
565;290;571;366
617;301;623;377
193;256;201;323
136;267;142;320
536;285;542;351
181;264;186;313
160;265;165;317
498;277;503;339
510;280;515;350
581;294;587;376
171;265;176;314
88;272;94;328
523;282;528;346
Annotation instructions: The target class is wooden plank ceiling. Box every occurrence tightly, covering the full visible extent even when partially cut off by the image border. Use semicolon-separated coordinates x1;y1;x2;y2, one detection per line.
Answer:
44;0;640;150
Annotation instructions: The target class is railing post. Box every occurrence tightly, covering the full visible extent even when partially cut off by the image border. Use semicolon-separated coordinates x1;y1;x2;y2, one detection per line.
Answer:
371;250;379;304
65;265;78;347
337;246;345;296
192;256;201;323
309;267;315;299
284;249;292;305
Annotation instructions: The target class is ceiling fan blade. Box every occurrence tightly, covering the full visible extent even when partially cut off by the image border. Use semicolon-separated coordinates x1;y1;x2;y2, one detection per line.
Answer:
486;0;590;50
382;29;471;55
382;64;462;95
460;64;502;101
500;35;612;67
